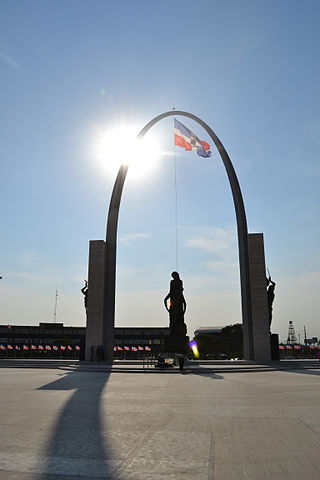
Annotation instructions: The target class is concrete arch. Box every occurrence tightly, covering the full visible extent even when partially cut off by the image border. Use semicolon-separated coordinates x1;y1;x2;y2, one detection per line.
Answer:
102;111;254;363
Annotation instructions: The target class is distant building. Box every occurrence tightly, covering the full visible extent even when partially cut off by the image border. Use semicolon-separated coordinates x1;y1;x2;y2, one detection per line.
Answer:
194;326;225;336
305;337;318;345
0;323;170;360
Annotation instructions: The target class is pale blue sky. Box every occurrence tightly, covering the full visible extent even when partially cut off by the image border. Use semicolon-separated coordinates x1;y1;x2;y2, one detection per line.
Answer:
1;0;320;343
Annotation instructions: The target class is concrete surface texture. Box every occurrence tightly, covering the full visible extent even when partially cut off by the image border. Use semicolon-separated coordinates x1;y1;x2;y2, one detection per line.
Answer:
1;367;320;479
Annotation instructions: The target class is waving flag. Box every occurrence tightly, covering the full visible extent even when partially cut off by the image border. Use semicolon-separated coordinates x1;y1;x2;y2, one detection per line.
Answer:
174;119;211;158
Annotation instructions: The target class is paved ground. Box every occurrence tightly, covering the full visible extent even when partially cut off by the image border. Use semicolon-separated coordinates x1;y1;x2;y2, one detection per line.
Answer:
1;365;320;479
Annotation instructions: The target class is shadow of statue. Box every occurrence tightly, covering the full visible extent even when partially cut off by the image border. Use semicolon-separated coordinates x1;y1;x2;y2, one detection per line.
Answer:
36;368;120;479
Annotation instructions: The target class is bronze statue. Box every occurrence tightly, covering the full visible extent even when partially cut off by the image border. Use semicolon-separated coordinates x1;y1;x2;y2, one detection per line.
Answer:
81;280;88;310
164;272;187;336
266;271;276;328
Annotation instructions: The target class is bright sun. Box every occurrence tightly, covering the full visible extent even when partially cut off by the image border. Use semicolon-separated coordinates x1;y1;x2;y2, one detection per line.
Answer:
94;125;161;180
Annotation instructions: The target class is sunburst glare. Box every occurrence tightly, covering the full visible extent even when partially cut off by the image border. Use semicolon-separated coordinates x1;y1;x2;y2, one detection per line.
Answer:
94;125;162;180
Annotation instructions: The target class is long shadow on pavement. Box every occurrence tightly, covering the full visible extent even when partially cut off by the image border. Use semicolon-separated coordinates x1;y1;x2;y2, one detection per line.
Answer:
37;369;120;480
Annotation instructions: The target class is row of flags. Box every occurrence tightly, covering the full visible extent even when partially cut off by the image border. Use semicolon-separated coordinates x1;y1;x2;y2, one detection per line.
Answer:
114;346;151;352
279;345;320;350
0;344;80;351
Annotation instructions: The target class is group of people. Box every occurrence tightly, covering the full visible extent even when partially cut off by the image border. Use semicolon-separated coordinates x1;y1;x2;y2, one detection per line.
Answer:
90;344;104;362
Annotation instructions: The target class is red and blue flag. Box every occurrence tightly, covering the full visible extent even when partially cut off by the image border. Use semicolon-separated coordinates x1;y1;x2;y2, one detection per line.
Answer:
174;119;211;158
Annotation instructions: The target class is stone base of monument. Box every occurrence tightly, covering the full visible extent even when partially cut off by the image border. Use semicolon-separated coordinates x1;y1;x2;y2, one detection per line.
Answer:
270;333;280;361
165;335;189;354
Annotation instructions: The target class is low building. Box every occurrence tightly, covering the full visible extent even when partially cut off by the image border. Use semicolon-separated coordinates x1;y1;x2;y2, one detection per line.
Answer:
0;323;170;360
194;326;225;336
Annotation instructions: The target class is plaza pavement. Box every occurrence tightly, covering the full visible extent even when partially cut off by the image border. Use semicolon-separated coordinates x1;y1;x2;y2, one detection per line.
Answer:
1;363;320;479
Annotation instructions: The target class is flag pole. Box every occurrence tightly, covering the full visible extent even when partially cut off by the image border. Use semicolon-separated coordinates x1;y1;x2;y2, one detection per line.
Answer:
173;114;179;272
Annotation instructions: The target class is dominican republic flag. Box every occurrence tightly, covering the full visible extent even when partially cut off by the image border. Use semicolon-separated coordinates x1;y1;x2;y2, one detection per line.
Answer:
0;345;6;350
145;346;151;351
138;346;144;351
117;346;123;351
7;344;13;350
131;346;138;352
174;119;211;158
23;345;29;351
124;346;130;351
75;346;80;351
38;345;44;350
60;346;66;350
53;345;59;351
15;345;20;350
31;345;37;350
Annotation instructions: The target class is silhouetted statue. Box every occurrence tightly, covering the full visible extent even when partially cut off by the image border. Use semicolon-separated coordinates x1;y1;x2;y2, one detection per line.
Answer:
164;272;187;336
266;272;276;329
81;280;88;310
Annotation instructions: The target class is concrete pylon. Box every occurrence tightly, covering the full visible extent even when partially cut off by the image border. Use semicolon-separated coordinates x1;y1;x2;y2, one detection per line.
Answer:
248;233;271;361
85;240;106;361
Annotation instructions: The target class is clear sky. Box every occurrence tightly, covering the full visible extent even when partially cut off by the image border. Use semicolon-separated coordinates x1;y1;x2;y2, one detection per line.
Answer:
1;0;320;344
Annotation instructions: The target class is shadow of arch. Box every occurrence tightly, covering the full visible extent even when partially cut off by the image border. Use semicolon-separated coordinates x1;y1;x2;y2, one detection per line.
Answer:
37;368;120;479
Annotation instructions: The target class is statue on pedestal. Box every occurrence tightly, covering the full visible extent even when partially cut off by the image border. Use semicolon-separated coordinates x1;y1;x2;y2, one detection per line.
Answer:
266;272;276;329
164;272;187;336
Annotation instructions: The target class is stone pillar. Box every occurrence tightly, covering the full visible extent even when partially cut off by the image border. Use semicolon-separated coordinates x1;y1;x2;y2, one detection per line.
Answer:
248;233;271;361
85;240;106;361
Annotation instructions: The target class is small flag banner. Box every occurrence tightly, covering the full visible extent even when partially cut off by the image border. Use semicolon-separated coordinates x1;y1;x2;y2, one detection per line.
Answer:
60;346;66;350
15;345;20;350
38;346;44;350
138;346;144;351
31;345;37;350
117;346;123;351
131;346;138;352
0;345;6;350
23;345;29;351
75;346;80;351
114;347;117;351
145;346;151;351
294;345;301;350
53;346;59;351
45;345;51;351
124;346;130;351
7;345;13;350
286;346;292;350
67;346;72;351
279;345;285;350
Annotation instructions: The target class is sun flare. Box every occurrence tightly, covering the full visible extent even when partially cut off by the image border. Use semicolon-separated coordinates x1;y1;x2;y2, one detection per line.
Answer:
94;125;161;180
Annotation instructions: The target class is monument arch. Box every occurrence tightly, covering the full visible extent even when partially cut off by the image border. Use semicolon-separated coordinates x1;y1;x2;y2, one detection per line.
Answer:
101;110;256;363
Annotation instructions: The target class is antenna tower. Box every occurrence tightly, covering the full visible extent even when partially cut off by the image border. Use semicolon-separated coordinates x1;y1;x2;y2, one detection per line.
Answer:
53;289;58;324
286;321;297;345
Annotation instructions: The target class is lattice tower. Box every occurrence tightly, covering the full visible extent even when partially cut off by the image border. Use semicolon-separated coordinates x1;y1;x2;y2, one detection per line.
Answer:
287;321;297;345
